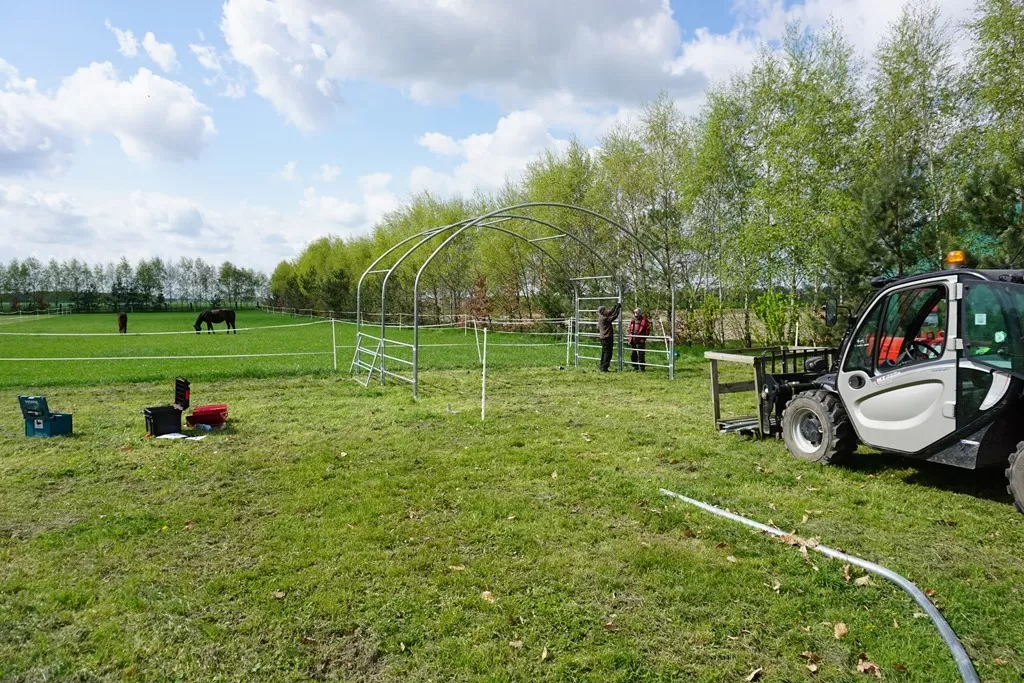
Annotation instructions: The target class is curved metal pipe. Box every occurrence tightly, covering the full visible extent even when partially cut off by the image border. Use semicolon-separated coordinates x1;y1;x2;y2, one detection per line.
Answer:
658;488;979;683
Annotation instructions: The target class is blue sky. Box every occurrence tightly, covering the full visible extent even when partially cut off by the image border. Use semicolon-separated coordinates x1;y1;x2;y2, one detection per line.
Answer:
0;0;973;272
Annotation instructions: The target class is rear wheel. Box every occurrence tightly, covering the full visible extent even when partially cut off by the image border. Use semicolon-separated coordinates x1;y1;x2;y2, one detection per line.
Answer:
782;390;856;464
1006;443;1024;514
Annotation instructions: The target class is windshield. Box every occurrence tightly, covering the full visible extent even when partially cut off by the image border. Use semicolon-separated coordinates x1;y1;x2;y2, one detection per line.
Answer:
963;282;1024;373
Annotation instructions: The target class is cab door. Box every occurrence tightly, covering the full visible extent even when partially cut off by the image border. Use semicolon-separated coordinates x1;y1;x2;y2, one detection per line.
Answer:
837;276;959;454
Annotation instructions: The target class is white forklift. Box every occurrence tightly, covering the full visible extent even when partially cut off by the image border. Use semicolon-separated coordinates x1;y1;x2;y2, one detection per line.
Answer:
707;250;1024;512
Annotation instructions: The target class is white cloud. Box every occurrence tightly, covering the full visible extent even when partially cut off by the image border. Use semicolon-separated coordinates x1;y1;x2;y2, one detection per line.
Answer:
189;40;248;98
276;160;299;181
314;163;340;182
190;43;223;73
0;59;215;174
0;182;303;271
300;172;399;230
142;31;179;72
104;20;139;58
219;0;705;131
411;111;570;196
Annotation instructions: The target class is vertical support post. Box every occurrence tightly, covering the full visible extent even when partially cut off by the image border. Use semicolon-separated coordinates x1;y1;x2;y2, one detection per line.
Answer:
331;318;337;371
669;287;676;381
709;358;721;429
754;358;766;438
573;293;580;369
565;318;571;367
616;285;624;371
481;327;488;421
473;319;481;363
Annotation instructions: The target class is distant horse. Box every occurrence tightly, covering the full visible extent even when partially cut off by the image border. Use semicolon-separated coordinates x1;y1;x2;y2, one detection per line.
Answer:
117;312;128;335
194;309;237;334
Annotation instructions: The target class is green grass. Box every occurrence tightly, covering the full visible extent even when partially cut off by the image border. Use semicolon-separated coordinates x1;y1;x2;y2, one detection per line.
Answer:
1;317;1023;681
0;311;618;389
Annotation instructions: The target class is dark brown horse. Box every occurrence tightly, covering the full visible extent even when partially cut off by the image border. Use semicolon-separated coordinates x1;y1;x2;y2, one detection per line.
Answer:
116;312;128;335
194;309;237;334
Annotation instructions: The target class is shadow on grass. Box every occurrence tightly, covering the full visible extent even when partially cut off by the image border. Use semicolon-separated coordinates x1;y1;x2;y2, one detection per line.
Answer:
841;451;1014;507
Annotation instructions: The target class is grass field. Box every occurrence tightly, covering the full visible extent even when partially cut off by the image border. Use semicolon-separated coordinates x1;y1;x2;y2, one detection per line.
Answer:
0;311;600;390
1;313;1023;681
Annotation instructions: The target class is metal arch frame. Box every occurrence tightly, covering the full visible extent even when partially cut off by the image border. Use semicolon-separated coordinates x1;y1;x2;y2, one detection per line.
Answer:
354;202;676;397
354;218;587;389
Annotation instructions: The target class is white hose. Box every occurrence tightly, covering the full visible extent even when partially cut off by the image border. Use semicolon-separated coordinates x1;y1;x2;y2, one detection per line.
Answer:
658;488;979;683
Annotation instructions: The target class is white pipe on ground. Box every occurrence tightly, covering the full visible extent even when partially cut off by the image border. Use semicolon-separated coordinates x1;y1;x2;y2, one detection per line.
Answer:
658;488;979;683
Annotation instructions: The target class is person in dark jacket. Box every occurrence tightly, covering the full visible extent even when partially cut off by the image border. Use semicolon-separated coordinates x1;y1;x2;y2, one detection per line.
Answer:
596;302;621;372
627;308;651;371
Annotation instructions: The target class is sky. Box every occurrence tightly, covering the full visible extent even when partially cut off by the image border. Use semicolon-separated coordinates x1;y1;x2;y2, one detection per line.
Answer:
0;0;976;273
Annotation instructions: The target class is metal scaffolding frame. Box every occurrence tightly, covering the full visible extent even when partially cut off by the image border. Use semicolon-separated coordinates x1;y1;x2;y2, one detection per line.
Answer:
352;202;677;398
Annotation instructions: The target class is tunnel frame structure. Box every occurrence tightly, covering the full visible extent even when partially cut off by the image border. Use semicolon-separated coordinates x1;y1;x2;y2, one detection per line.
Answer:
351;202;676;398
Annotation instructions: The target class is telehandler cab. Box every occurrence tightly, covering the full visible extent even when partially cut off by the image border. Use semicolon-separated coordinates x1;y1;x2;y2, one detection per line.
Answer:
707;251;1024;513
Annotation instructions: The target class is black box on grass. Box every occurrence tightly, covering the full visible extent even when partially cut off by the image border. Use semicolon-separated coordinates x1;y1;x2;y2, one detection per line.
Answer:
144;406;182;436
144;378;191;437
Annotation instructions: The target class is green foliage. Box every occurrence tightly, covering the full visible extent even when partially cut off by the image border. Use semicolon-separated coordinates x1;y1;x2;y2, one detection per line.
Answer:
753;289;791;345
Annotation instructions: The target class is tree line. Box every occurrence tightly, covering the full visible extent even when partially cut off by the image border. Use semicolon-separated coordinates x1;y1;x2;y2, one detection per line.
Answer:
270;0;1023;345
0;257;269;313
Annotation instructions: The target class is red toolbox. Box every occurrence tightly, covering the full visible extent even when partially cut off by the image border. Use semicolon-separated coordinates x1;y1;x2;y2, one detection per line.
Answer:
186;404;228;427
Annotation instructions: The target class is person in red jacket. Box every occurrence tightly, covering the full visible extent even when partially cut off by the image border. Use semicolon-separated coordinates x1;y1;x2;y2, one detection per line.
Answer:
627;308;651;371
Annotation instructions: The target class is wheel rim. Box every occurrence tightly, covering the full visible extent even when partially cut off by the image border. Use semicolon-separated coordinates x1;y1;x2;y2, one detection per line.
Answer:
789;406;823;454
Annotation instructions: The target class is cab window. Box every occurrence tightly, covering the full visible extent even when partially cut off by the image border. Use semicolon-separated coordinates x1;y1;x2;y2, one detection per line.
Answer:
843;284;947;374
876;286;947;371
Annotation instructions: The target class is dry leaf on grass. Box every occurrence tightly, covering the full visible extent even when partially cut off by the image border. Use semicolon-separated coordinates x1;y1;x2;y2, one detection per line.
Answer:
800;651;819;662
802;514;809;523
449;565;466;571
924;588;937;597
807;663;819;673
581;433;592;442
603;622;618;631
854;575;872;587
894;664;908;672
806;486;820;492
843;564;852;582
745;667;763;681
727;556;738;563
481;591;496;603
834;622;849;640
857;655;882;678
551;471;558;480
400;642;406;652
994;658;1008;666
716;542;729;549
184;520;196;530
768;503;777;510
771;581;781;593
272;591;286;599
893;618;899;629
541;646;549;661
509;641;523;649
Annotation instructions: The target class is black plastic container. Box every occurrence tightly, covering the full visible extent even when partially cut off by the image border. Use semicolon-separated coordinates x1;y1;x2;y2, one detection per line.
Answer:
144;378;191;436
144;406;182;436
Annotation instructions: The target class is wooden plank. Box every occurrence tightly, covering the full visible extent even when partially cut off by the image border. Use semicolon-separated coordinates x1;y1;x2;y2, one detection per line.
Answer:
703;351;758;365
719;380;756;395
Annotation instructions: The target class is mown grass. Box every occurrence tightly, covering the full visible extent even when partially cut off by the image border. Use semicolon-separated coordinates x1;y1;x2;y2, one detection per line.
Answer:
0;312;615;389
1;335;1023;681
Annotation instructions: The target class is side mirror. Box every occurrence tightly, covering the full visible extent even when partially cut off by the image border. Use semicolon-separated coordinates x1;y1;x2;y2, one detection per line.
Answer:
823;299;838;328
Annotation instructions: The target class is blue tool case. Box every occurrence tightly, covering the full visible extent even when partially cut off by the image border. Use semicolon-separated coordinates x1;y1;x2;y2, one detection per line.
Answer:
18;395;73;437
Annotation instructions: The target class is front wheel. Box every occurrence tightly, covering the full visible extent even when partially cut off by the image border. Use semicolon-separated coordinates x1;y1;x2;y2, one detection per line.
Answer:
781;390;856;464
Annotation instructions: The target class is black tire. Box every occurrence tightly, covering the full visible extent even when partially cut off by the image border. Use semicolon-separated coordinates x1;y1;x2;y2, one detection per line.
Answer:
781;390;856;465
1006;442;1024;514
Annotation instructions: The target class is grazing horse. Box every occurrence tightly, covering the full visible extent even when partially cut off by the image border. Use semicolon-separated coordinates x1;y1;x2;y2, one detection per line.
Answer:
117;312;128;335
194;308;237;334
